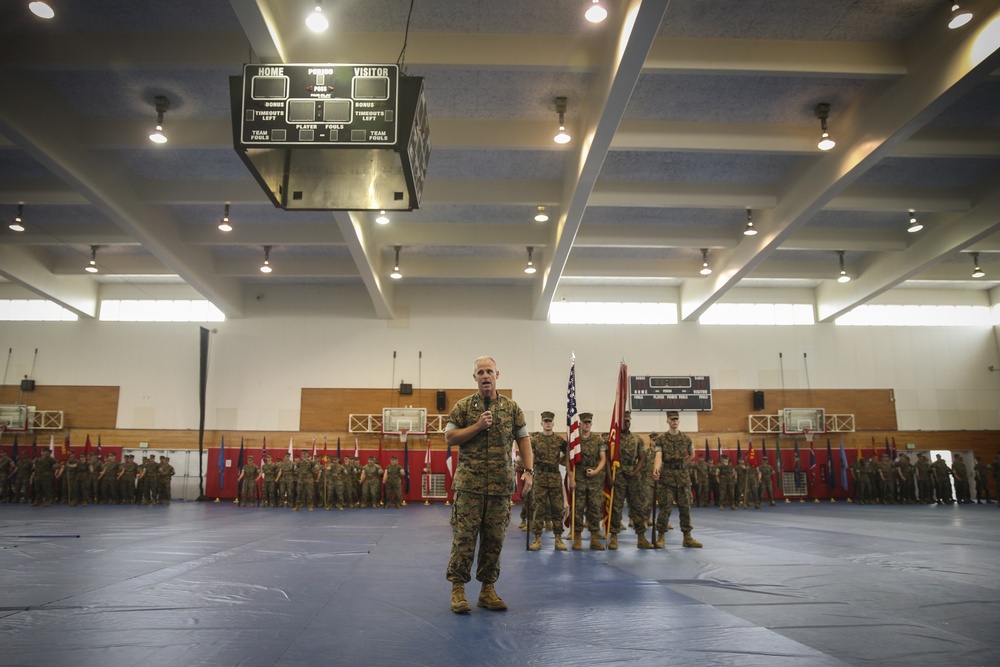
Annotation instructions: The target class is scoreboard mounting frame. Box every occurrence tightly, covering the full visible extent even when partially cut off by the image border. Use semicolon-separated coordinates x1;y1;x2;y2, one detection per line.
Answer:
629;375;712;412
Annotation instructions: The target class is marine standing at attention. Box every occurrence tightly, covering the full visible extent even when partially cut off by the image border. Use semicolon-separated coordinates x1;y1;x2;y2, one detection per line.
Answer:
653;411;703;550
527;411;569;552
445;356;532;614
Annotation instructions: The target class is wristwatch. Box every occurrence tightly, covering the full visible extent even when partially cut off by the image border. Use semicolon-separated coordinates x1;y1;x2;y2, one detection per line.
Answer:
523;468;534;474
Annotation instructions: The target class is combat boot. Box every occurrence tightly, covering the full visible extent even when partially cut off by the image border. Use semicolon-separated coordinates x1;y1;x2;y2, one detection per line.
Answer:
450;583;471;613
655;534;666;549
518;520;527;531
528;535;542;551
589;536;605;551
478;583;507;611
666;523;674;530
608;533;618;550
637;532;654;549
683;532;703;548
572;535;582;550
554;535;568;551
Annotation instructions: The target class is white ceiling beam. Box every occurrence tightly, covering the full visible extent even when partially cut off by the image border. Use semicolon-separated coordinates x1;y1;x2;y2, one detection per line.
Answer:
645;37;905;77
532;0;672;320
0;245;100;318
334;211;394;320
815;185;1000;321
678;3;1000;322
0;70;246;318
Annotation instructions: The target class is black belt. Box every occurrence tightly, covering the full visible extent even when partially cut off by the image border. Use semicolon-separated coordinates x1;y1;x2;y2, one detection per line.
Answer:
663;462;685;470
536;464;560;473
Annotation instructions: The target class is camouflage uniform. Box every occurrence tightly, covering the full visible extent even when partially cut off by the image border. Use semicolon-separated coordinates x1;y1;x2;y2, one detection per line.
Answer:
360;458;383;507
528;429;567;541
239;459;259;506
609;427;649;543
656;426;701;549
99;454;120;504
573;432;607;537
278;457;296;507
654;431;695;536
952;454;971;503
141;456;159;504
895;455;915;503
16;454;33;503
931;456;952;502
717;456;736;509
735;458;750;507
383;460;405;508
294;454;318;510
445;392;528;586
261;457;279;507
32;451;57;506
157;457;175;503
62;453;81;505
915;455;933;503
0;451;12;502
694;456;710;507
973;457;989;503
757;461;776;505
118;455;139;504
708;457;720;506
745;464;761;508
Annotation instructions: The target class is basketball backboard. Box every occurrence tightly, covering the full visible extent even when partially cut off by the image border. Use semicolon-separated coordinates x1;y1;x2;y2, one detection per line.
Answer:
382;407;427;436
781;408;826;434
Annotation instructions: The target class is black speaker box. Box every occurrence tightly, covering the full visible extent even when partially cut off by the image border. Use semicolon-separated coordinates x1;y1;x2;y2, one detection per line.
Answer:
752;390;765;411
436;390;447;411
20;379;35;392
399;382;413;395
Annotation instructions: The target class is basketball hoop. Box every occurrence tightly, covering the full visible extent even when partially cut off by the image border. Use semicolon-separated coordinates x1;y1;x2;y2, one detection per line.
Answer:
399;428;409;446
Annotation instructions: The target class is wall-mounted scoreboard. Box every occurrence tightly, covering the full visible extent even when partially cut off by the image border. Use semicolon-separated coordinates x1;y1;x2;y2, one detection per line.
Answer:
629;375;713;412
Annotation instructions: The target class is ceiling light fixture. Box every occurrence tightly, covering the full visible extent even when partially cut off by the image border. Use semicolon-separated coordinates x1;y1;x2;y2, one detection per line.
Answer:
260;245;273;274
837;250;851;283
534;206;549;223
699;248;712;276
375;210;390;225
524;247;537;274
948;2;973;29
815;103;836;151
553;96;571;144
306;0;329;32
9;204;25;232
218;203;233;232
390;245;402;280
743;208;757;236
585;0;608;23
149;95;170;144
907;209;922;233
28;2;54;19
85;245;99;274
971;252;985;278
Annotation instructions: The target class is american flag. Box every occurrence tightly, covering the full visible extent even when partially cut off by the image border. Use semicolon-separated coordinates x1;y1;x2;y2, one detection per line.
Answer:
567;354;581;466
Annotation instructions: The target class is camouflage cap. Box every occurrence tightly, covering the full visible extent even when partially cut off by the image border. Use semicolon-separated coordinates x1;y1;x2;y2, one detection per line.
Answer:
540;411;555;420
579;412;593;422
666;411;680;419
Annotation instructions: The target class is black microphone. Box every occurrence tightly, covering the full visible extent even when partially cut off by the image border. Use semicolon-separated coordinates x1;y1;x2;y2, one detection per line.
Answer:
484;395;491;412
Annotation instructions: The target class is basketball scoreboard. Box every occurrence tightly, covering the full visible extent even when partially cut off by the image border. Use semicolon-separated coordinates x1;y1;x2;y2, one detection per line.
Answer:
629;375;712;412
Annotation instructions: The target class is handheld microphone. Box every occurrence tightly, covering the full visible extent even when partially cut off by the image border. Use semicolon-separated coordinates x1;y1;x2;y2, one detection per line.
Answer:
484;395;491;412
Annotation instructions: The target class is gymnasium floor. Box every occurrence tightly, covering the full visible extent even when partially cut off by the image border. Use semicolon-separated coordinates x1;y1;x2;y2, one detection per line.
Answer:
1;500;997;666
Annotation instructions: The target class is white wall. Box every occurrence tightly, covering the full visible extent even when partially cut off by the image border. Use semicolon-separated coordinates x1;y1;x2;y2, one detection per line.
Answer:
1;283;998;434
